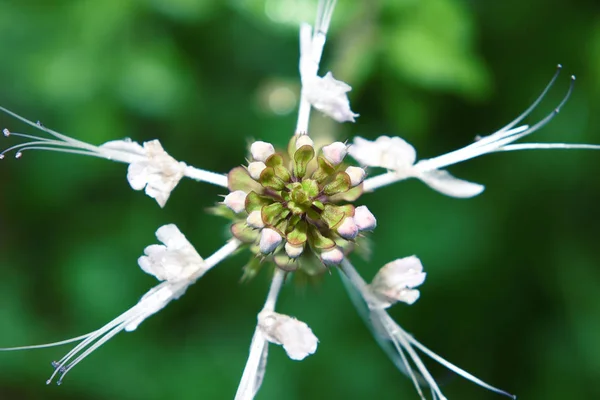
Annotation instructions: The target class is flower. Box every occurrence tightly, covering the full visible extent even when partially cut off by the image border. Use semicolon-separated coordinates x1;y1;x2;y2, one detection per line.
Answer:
257;311;318;361
369;256;426;307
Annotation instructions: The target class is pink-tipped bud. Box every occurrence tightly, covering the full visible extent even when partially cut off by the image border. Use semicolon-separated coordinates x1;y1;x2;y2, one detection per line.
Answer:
248;161;267;180
322;142;347;165
259;228;282;254
250;141;275;162
345;166;366;186
354;205;376;231
320;247;344;266
337;217;358;239
246;211;265;229
285;242;304;258
295;135;314;150
223;190;247;214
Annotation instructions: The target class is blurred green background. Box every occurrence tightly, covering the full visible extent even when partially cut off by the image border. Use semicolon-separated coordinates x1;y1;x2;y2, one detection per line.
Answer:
1;0;599;399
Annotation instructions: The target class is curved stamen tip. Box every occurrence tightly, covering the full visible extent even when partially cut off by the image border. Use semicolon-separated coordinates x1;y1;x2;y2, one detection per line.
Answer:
15;152;22;159
556;63;563;70
3;128;10;137
571;75;576;81
45;379;52;385
0;154;4;160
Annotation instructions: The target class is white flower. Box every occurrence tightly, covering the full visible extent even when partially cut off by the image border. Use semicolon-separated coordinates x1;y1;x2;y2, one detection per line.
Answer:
354;205;377;231
302;72;358;123
224;190;248;213
0;109;231;203
247;161;266;180
284;242;304;258
246;211;265;229
321;141;347;165
257;311;318;361
295;134;314;149
348;136;416;172
250;141;275;162
118;139;187;208
138;224;205;283
345;166;366;186
349;135;485;198
259;228;282;254
369;256;426;307
337;217;358;240
320;247;344;266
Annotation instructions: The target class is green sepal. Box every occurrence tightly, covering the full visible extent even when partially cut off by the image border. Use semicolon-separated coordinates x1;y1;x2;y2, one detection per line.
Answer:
323;172;351;196
259;167;286;191
311;156;336;183
231;221;259;243
287;219;308;245
322;204;354;229
265;154;291;182
245;191;274;213
329;183;364;202
301;179;319;198
228;166;264;193
241;256;263;282
206;204;236;221
274;253;299;271
293;145;315;179
308;225;336;250
262;202;290;227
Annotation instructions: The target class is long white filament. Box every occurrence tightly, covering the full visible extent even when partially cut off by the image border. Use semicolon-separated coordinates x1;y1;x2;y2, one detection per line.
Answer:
0;106;229;188
295;0;338;134
339;259;516;399
0;239;241;384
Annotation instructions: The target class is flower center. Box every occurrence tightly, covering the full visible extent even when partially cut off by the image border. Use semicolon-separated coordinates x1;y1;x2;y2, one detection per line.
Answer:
219;136;374;279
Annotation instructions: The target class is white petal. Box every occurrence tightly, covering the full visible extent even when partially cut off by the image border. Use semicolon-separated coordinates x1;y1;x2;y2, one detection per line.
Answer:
303;72;358;123
248;161;267;181
259;228;282;254
348;136;417;172
354;205;377;231
246;211;265;229
100;139;145;155
337;217;358;240
370;256;426;308
321;141;347;165
224;190;248;213
295;135;314;150
250;141;275;162
320;247;344;266
345;166;366;186
418;169;485;198
126;162;149;191
258;311;318;361
285;242;304;259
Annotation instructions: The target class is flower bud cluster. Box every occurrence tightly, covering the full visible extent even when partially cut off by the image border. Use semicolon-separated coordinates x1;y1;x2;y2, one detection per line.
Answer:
219;136;376;275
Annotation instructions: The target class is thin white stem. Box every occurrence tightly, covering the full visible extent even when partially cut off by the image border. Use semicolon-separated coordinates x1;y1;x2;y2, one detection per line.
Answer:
495;143;600;152
263;269;286;312
183;165;228;188
362;171;412;192
235;269;286;400
196;239;241;279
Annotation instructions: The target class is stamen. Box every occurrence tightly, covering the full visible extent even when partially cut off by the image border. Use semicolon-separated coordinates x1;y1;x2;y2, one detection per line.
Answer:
3;128;10;137
496;64;563;135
